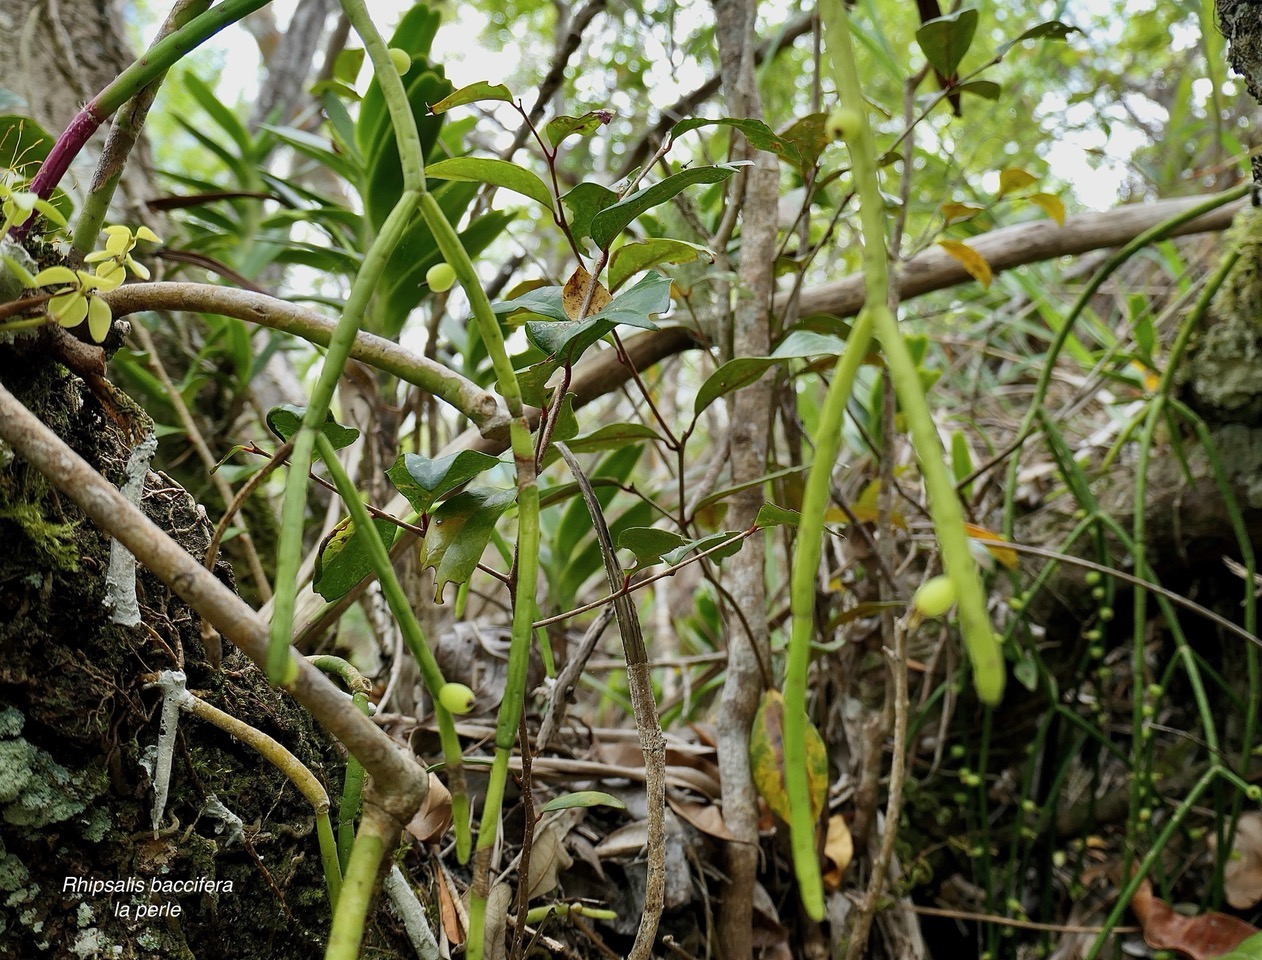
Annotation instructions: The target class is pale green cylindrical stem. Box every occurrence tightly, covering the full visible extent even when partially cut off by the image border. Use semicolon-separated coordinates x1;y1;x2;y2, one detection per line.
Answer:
314;432;472;861
267;190;421;681
324;808;390;960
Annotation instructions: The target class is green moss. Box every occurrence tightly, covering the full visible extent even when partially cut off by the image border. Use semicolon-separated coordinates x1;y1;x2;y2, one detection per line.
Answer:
0;503;80;570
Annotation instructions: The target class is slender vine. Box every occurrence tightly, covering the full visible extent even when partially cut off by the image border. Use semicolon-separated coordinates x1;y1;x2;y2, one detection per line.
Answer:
780;0;1007;921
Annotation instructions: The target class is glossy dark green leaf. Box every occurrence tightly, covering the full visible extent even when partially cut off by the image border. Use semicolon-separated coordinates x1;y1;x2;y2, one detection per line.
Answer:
609;238;712;291
422;488;516;602
426;157;554;209
561;182;618;241
672;117;803;168
494;285;570;323
916;8;979;78
693;330;848;416
755;503;800;528
427;81;514;114
356;4;442;159
361;68;451;231
386;450;501;514
314;516;401;601
545;110;614;150
586;271;670;329
589;164;743;249
266;405;359;457
661;530;743;566
997;20;1083;56
957;80;1001;101
617;527;686;568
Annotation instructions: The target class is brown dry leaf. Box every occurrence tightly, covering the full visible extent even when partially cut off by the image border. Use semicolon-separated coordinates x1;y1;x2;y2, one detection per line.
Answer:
483;882;513;960
822;814;854;890
562;264;613;320
667;794;738;841
1222;812;1262;908
436;863;466;946
403;772;452;844
525;821;572;901
1130;877;1258;960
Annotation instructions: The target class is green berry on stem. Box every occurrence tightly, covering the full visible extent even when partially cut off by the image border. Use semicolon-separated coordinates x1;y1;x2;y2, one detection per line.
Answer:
825;107;863;142
426;262;456;293
438;682;476;715
913;574;957;618
388;47;412;75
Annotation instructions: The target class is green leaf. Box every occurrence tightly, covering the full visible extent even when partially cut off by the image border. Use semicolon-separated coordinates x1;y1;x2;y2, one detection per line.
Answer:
428;81;514;114
951;430;973;498
672;117;803;169
586;271;670;328
589;164;743;249
693;330;847;416
523;274;667;362
617;527;687;568
539;791;627;813
661;530;743;566
915;8;979;78
421;487;516;601
425;157;554;209
260;123;360;184
545;111;614;150
361;68;452;231
386;450;501;514
957;80;1001;101
609;238;713;291
755;503;800;528
266;404;360;457
776;113;831;173
314;516;401;601
494;284;570;323
997;20;1083;56
561;182;619;242
182;72;253;159
356;4;443;159
555;422;662;454
333;47;365;85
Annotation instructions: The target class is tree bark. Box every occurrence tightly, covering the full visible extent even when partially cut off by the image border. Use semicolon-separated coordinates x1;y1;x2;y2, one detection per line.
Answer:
710;1;780;957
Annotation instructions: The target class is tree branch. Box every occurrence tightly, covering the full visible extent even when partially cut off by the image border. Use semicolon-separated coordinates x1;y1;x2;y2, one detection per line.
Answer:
100;281;506;434
0;381;427;826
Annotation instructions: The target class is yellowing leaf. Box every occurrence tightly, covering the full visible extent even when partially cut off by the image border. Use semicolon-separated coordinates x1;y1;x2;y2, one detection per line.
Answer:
1027;192;1065;225
822;814;853;890
938;239;993;288
832;478;908;530
749;689;828;824
942;201;985;225
962;522;1019;570
562;264;613;320
998;167;1039;197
